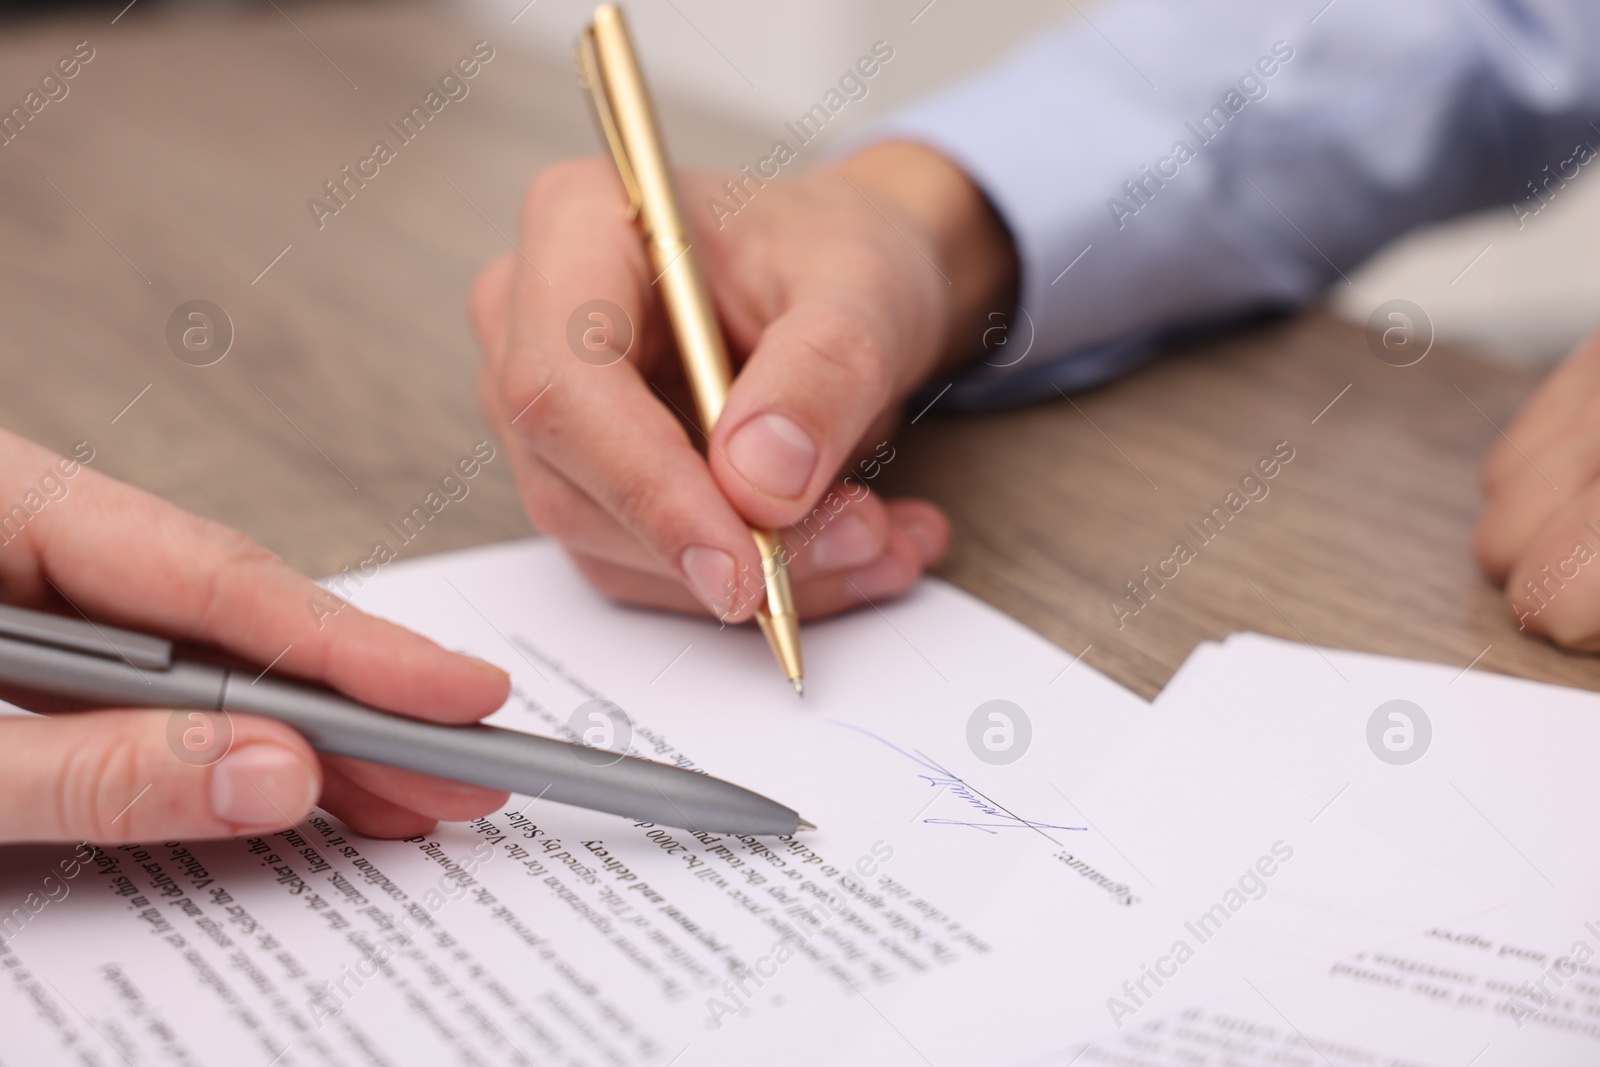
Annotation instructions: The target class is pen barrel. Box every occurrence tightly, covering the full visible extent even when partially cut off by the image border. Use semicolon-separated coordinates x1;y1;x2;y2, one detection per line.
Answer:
751;528;798;619
0;634;226;708
651;235;732;430
221;678;801;835
592;7;690;241
586;3;804;687
0;631;800;835
591;6;734;431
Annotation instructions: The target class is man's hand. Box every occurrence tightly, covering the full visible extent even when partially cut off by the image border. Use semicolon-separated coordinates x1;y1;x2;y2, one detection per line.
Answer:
472;142;1016;620
1476;330;1600;647
0;431;512;845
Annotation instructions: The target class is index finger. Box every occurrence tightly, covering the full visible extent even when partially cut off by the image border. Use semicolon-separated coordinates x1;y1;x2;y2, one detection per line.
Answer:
1;444;508;725
483;159;770;619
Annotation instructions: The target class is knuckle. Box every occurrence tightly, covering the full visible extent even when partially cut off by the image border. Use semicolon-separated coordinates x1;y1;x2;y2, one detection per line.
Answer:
1475;519;1538;588
798;306;895;400
848;248;903;301
55;718;160;841
522;480;581;543
609;468;671;539
1532;604;1600;651
195;526;281;636
495;358;555;440
523;158;609;219
605;467;699;569
1471;534;1507;583
568;554;630;602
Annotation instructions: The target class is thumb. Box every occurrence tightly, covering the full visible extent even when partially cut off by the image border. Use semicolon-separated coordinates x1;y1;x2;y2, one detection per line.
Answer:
710;299;911;530
0;710;321;845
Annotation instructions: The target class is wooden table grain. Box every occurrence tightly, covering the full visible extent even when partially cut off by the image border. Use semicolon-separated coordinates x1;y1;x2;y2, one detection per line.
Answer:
888;312;1600;698
3;2;1594;701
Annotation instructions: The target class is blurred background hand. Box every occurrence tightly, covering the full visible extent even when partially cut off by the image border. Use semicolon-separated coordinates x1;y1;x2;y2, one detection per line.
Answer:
472;141;1016;621
1476;329;1600;649
0;430;513;845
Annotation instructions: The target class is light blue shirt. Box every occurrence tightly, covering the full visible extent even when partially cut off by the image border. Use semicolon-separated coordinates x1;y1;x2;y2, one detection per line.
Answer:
873;0;1600;408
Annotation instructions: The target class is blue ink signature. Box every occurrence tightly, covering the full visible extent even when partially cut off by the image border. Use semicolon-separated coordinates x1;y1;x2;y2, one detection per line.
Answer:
830;721;1085;836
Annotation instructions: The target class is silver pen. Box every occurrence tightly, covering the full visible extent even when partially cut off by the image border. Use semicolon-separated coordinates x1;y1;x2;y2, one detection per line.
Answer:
0;603;813;835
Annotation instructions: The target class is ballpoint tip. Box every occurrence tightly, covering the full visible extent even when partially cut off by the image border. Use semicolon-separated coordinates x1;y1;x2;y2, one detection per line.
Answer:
796;818;817;832
793;676;804;697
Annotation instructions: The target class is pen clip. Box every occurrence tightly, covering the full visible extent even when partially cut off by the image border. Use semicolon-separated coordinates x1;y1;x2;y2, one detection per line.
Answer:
577;26;642;222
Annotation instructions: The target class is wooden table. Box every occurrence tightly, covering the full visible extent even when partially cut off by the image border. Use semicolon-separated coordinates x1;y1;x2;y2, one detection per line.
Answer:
3;2;1593;701
890;313;1600;698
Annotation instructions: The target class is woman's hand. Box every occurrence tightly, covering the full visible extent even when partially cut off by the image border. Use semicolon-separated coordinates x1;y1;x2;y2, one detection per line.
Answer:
0;430;512;845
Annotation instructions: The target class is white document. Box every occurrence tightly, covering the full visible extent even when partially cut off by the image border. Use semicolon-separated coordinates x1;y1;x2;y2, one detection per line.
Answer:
0;544;1485;1066
1123;633;1600;1066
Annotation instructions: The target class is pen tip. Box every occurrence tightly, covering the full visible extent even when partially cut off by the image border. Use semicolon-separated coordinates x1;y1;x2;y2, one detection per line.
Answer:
796;818;816;832
793;676;804;697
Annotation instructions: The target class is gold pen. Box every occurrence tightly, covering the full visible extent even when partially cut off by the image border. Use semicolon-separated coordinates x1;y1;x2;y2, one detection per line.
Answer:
578;4;804;695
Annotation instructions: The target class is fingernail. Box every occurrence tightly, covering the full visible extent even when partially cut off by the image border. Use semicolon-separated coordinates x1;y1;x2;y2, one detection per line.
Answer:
211;744;318;827
809;514;877;570
727;413;816;500
846;554;911;603
900;514;944;562
681;545;738;617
